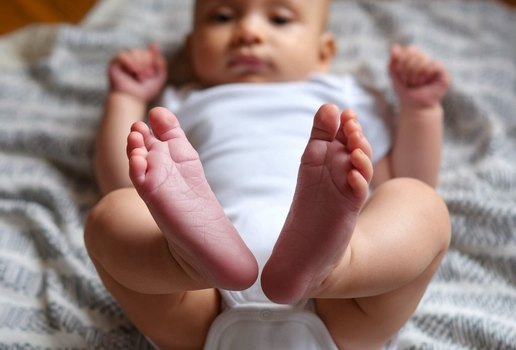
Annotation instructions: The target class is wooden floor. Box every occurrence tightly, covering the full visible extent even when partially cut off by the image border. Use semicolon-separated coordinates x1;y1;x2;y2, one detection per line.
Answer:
0;0;514;36
0;0;97;35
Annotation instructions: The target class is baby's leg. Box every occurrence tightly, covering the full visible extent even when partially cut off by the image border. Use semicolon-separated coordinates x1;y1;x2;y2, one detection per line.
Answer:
85;188;220;349
316;179;450;349
86;107;260;347
260;104;450;348
262;104;373;304
127;107;258;291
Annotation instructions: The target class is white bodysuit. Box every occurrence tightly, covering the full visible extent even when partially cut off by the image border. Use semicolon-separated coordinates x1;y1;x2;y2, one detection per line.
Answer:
161;74;393;350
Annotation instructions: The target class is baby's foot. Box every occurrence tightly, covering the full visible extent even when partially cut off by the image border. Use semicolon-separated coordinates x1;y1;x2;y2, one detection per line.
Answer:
127;107;258;290
261;104;373;304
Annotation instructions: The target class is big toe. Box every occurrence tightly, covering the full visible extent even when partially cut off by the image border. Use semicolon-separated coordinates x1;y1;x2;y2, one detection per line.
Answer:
148;107;183;141
310;104;341;142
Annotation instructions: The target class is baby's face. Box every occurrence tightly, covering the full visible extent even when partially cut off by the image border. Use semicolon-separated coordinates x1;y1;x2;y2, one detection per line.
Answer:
189;0;335;87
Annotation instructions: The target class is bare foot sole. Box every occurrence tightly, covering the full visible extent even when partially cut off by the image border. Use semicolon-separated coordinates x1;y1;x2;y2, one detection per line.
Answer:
127;107;258;290
261;104;373;304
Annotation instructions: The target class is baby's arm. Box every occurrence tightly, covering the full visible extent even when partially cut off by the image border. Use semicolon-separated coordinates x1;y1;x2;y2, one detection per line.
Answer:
95;43;168;194
374;45;449;188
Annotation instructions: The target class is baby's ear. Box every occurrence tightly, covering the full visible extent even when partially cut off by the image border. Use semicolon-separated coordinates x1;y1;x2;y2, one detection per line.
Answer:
318;32;337;70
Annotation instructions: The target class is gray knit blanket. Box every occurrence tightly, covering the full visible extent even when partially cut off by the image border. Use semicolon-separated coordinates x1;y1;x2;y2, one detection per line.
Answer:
0;0;514;348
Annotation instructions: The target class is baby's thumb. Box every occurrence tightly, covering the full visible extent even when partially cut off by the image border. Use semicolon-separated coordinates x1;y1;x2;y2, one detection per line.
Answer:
148;42;161;56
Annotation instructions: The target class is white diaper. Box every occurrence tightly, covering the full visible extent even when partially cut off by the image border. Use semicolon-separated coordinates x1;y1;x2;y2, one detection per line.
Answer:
204;290;338;350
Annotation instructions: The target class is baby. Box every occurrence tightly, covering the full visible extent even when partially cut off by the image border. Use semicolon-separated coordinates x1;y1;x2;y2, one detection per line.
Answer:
85;0;451;349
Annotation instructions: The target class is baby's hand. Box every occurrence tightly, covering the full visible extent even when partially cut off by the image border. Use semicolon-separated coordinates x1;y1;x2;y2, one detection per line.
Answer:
108;43;168;103
389;44;449;110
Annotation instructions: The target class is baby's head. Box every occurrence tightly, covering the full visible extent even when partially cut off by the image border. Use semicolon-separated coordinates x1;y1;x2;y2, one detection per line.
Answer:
187;0;336;87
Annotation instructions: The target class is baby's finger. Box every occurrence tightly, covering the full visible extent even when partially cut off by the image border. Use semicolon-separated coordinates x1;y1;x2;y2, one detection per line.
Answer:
423;61;449;87
133;50;155;76
116;51;145;77
396;48;428;85
434;61;450;86
148;42;167;76
407;55;430;86
389;44;402;69
122;49;156;78
391;47;414;81
149;42;161;58
414;61;438;86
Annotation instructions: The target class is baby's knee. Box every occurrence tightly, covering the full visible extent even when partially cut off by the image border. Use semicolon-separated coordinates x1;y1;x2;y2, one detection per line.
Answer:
376;178;443;207
84;189;133;258
84;195;110;259
375;178;451;248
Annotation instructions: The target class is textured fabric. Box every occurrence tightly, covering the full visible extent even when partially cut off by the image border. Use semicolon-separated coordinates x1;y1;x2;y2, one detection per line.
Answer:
0;0;515;349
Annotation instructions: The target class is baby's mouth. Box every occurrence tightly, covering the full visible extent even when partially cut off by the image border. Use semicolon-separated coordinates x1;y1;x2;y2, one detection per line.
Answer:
228;55;269;73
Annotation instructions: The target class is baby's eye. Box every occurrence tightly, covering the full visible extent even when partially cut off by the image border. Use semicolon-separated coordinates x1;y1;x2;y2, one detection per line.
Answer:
270;15;291;26
213;13;233;23
210;8;234;23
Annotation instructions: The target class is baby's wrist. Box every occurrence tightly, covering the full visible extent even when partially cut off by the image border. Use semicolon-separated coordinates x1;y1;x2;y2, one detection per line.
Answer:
108;90;149;107
108;89;149;104
399;103;443;118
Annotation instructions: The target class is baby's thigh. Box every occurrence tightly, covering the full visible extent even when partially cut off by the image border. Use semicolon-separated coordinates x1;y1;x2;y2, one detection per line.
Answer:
142;288;221;349
101;269;221;350
316;298;396;350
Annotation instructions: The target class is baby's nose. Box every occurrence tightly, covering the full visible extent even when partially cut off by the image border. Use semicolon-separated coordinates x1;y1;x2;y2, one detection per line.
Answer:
233;16;264;46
